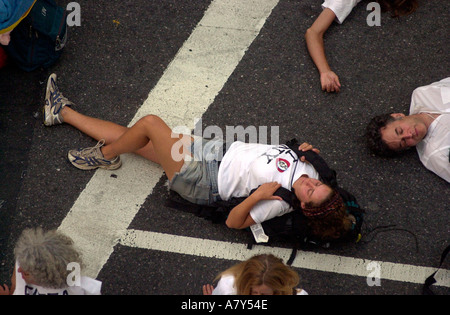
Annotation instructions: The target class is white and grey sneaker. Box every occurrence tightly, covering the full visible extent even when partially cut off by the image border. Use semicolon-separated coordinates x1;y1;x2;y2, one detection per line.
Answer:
43;73;74;126
68;140;122;171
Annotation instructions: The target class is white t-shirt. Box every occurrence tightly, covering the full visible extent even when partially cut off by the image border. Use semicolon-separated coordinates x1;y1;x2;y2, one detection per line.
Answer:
322;0;361;24
13;262;102;295
218;142;319;224
410;78;450;182
213;275;308;296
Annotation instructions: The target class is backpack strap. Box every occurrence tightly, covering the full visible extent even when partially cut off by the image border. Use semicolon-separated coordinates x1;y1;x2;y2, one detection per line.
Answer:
272;186;296;207
287;248;298;266
285;139;338;188
423;245;450;295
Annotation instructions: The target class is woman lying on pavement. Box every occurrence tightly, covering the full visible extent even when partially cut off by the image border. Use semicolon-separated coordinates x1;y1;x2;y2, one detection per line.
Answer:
43;73;356;240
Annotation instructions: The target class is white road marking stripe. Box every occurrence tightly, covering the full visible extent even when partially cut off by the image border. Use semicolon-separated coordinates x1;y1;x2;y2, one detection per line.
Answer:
121;229;450;288
58;0;280;277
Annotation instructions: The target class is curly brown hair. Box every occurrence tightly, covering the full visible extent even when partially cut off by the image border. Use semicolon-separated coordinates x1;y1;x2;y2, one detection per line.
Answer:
304;191;354;241
365;113;399;157
377;0;419;17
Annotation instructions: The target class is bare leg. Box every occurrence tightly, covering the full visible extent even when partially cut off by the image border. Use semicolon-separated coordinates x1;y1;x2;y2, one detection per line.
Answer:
100;115;191;181
60;107;160;163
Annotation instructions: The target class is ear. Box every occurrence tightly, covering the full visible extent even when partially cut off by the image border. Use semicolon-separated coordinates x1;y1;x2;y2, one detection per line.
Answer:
390;113;406;120
300;201;306;209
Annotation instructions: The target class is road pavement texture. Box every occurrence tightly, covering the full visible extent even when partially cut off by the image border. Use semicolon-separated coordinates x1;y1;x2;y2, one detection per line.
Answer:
0;0;449;295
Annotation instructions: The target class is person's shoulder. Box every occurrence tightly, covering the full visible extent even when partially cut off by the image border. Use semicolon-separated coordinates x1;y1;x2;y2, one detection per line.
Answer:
75;277;102;295
213;275;236;295
321;0;361;24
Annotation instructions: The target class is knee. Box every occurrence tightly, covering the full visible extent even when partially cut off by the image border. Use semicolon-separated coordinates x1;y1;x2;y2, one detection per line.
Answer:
138;115;163;129
141;114;161;124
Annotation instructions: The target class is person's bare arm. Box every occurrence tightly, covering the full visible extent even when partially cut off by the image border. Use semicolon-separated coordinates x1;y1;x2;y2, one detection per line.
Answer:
305;8;341;93
225;182;282;230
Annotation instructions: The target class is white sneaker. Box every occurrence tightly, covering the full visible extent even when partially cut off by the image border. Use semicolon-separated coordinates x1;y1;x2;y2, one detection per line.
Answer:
43;73;74;126
68;140;122;171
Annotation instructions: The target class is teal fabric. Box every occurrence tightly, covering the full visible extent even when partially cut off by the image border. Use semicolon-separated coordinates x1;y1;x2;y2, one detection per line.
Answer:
0;0;35;32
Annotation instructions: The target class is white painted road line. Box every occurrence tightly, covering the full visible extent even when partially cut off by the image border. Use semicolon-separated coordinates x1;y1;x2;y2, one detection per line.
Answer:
121;229;450;288
58;0;280;277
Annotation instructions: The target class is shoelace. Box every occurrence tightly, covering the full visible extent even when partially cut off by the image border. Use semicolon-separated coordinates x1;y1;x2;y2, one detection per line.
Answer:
77;140;106;158
50;82;74;114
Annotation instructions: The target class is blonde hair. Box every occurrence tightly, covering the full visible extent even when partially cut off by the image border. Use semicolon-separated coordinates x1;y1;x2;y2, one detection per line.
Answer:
216;254;300;295
14;228;83;289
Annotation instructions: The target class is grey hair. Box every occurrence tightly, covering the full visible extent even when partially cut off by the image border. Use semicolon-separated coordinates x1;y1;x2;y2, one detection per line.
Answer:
14;228;83;289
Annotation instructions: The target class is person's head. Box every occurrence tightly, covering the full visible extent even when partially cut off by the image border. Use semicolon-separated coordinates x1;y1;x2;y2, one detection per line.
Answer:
14;228;83;289
292;176;354;240
377;0;419;17
365;113;428;157
218;254;300;295
293;175;334;209
302;190;355;241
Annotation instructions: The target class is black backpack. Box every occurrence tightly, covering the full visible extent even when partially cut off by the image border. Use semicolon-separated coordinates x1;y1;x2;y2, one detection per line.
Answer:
5;0;67;72
166;139;365;261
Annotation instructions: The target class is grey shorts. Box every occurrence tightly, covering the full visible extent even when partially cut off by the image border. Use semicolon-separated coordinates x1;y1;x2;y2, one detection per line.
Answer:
169;138;224;206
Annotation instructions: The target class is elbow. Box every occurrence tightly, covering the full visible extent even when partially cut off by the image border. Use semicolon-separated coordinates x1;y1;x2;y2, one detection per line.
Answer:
225;219;239;230
225;218;244;230
305;27;313;40
305;27;317;41
305;27;323;41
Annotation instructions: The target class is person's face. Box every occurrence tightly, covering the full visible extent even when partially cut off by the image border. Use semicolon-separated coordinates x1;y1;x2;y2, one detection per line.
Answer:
251;284;274;295
294;175;333;208
380;113;428;151
0;32;11;45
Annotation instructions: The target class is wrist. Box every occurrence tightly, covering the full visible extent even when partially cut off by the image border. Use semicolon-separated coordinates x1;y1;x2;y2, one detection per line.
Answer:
320;68;332;75
249;192;262;202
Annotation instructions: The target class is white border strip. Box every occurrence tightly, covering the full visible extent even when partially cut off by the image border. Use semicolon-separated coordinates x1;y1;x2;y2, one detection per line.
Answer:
121;229;450;288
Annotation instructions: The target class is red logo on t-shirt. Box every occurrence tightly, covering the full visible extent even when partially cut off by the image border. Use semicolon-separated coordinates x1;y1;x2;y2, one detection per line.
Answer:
276;158;290;173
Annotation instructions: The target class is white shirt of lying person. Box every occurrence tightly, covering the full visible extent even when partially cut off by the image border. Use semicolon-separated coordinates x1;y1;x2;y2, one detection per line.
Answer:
322;0;362;24
13;261;102;295
410;77;450;183
218;141;319;224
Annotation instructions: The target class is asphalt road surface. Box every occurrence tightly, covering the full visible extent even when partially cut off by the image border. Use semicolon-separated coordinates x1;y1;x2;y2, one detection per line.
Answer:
0;0;448;297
